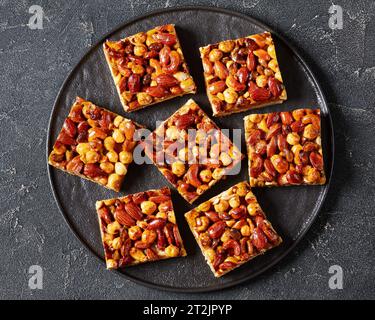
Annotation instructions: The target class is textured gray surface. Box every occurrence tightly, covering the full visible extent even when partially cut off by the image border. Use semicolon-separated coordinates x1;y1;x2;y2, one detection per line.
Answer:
0;0;374;299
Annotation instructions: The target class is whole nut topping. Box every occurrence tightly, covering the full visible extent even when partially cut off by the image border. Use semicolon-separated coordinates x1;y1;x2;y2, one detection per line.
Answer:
148;195;171;203
152;32;176;45
147;218;167;230
164;224;175;245
156;228;167;249
213;60;229;79
222;239;241;256
124;202;143;220
98;206;112;225
213;251;226;270
145;85;169;98
185;164;202;188
115;206;136;227
174;114;195;130
229;205;247;220
155;74;179;87
251;227;268;251
208;221;226;239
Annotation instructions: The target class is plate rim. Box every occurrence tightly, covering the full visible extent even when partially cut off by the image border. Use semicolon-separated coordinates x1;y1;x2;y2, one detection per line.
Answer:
46;5;335;293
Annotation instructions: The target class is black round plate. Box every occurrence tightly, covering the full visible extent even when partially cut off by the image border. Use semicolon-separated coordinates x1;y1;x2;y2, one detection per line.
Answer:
47;6;334;293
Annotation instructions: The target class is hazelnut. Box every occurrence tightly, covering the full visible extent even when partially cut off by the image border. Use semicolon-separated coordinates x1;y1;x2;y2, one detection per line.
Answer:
220;230;231;243
208;48;223;62
107;173;121;190
167;211;176;224
166;126;179;140
303;124;319;140
140;200;157;215
132;64;145;75
106;259;118;269
115;162;127;176
100;162;114;174
198;201;211;212
214;199;229;213
212;168;225;180
85;150;100;164
141;229;157;244
205;248;216;262
256;75;268;88
247;203;259;216
218;40;235;53
76;143;90;155
229;195;240;208
137;92;153;106
223;88;238;104
199;169;212;183
248;114;263;123
268;59;278;73
112;129;125;143
106;150;118;163
104;137;116;151
180;78;195;92
171;161;186;177
287;132;300;145
165;244;179;257
113;116;124;127
111;237;122;250
107;221;121;235
241;225;251;237
134;45;147;56
178;148;188;161
196;216;210;232
236;183;248;197
129;247;147;262
119;151;133;164
219;152;232;166
128;226;142;240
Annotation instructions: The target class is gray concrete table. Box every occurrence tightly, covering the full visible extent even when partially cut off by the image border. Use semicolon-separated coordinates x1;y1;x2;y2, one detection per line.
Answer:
0;0;374;299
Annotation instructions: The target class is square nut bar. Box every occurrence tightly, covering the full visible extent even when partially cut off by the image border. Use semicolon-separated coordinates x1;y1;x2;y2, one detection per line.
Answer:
200;32;287;116
96;187;186;269
143;99;244;204
103;24;196;112
244;109;326;187
185;181;282;277
48;97;143;192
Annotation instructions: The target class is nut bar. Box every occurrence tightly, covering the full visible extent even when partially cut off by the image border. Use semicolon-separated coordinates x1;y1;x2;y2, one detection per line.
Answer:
96;187;186;269
48;97;143;191
185;181;282;277
244;109;326;187
143;99;244;204
200;32;287;116
103;24;196;112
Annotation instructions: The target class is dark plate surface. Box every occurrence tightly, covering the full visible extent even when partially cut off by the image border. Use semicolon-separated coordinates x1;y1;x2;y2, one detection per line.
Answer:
47;6;334;293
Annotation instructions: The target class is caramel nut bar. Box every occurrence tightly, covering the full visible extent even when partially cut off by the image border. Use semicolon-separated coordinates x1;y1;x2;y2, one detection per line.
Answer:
185;181;282;277
48;97;143;192
244;109;326;187
200;32;287;116
143;99;244;204
96;187;186;269
103;24;196;112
